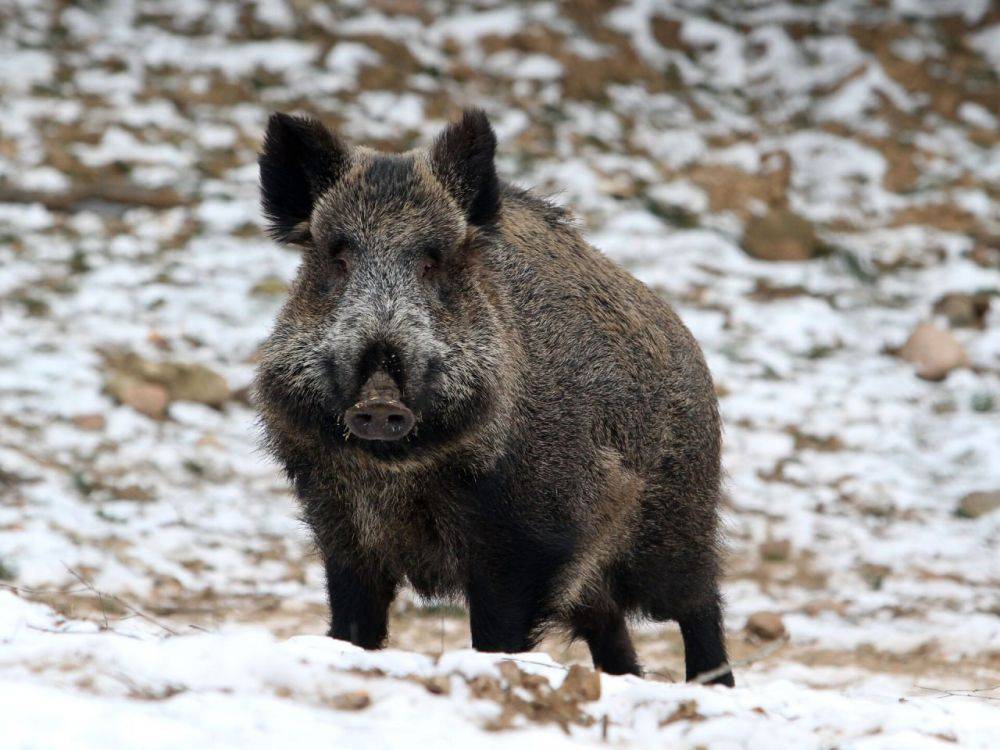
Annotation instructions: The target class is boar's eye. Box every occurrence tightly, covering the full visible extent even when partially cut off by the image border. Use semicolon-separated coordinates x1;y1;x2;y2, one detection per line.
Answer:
420;248;441;279
331;249;349;278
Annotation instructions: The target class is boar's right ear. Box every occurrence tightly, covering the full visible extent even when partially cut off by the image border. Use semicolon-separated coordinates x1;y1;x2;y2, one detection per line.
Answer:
259;112;349;245
429;109;500;226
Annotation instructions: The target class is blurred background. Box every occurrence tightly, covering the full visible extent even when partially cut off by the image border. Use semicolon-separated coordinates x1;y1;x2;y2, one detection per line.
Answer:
0;0;997;710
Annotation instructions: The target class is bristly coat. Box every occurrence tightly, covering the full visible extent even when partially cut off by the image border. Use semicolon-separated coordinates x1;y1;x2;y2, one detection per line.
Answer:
254;109;734;685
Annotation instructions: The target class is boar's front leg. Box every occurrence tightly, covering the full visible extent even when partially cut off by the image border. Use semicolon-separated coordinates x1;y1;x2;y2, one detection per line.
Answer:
324;556;398;649
464;466;576;653
467;561;545;654
466;525;571;654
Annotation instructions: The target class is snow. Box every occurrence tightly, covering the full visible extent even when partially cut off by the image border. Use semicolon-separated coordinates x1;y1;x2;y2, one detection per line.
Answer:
968;25;1000;71
75;128;193;168
958;102;998;131
324;41;381;86
1;0;998;746
1;593;996;749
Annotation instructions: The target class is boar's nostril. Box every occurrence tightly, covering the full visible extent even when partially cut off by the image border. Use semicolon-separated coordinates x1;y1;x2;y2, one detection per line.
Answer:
345;399;415;441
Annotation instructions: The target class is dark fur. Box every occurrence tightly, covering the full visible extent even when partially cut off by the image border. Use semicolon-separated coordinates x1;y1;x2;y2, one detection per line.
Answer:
254;109;734;685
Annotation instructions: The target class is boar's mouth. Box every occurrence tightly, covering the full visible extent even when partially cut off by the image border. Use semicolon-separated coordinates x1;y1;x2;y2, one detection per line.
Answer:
344;370;415;442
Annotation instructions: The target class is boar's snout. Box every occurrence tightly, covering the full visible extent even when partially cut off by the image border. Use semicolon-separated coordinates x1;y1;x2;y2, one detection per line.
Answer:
345;401;414;441
344;371;415;441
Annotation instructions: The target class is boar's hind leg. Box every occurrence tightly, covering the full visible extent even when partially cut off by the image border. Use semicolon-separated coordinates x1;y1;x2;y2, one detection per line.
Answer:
324;556;398;649
677;594;734;687
569;600;642;676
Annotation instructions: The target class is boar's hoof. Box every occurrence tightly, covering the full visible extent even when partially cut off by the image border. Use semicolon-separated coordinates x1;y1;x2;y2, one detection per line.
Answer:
345;400;415;441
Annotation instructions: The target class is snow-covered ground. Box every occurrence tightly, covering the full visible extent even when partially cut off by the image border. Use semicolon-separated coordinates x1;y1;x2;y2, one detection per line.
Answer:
5;592;998;749
1;1;998;747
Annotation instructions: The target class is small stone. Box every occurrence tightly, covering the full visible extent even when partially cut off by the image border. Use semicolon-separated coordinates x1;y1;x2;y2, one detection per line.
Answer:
250;276;289;296
897;323;968;381
421;675;451;695
72;414;106;431
742;208;821;261
759;538;791;562
559;663;601;701
956;491;1000;519
597;173;638;199
106;375;169;420
329;690;370;711
113;484;155;502
933;292;990;329
859;563;891;590
802;599;847;617
746;611;786;640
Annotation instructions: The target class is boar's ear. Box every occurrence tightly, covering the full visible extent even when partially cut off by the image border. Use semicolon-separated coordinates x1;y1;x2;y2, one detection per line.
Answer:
429;109;500;226
259;112;349;245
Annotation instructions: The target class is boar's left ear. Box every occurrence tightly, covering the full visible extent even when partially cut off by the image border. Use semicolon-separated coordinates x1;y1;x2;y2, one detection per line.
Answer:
259;112;350;245
429;109;500;226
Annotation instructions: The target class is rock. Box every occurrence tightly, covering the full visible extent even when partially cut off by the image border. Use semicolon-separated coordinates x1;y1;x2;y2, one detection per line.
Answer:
956;491;1000;519
742;209;821;261
933;292;990;329
329;690;371;711
106;353;230;408
746;611;786;640
759;538;791;562
250;276;289;296
897;323;968;381
106;374;169;420
559;663;601;701
71;413;106;431
164;363;230;407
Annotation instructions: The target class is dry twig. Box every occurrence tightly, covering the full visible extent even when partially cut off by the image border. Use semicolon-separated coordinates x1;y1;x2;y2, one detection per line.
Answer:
691;635;789;685
913;684;1000;701
63;565;179;637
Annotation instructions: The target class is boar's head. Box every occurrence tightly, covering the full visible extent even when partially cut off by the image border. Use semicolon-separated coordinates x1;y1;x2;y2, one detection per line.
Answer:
254;110;508;461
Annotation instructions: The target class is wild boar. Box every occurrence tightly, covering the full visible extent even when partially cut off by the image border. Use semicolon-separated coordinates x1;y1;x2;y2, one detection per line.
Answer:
254;109;733;685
